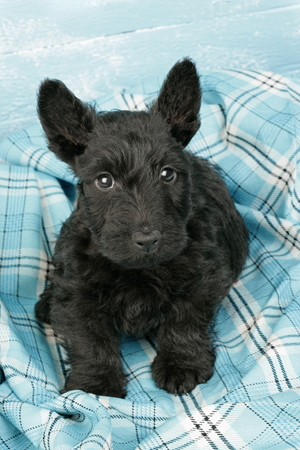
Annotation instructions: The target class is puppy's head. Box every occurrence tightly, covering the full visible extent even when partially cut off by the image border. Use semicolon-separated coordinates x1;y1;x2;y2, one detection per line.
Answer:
38;58;201;268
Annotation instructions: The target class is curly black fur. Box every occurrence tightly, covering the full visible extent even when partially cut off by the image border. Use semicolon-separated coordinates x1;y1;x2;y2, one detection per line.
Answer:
35;58;248;397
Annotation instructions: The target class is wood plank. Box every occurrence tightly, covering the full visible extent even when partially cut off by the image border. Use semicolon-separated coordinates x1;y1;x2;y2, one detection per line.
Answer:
1;1;300;141
2;0;300;53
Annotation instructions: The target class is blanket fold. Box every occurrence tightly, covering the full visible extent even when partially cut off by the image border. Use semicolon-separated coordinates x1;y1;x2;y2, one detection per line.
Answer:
0;69;300;449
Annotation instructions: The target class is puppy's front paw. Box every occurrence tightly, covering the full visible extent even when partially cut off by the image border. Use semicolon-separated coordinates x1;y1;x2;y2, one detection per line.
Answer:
152;353;214;395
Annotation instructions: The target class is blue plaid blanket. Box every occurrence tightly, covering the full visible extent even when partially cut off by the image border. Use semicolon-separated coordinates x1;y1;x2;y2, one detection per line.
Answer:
1;69;300;450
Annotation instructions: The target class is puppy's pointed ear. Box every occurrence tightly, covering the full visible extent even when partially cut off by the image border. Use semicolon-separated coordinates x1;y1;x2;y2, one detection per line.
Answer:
151;58;201;147
37;79;96;165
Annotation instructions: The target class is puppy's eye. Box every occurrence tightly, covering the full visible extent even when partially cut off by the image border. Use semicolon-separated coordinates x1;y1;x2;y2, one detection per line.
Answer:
160;167;176;183
95;173;114;190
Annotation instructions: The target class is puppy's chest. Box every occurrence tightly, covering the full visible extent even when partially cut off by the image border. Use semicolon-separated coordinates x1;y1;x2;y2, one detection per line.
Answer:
105;274;171;336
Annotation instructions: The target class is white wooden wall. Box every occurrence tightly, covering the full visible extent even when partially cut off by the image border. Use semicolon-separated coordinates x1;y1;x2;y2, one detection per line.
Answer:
1;0;300;142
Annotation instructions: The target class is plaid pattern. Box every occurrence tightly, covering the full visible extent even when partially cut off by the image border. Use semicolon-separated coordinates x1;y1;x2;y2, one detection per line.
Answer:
0;69;300;449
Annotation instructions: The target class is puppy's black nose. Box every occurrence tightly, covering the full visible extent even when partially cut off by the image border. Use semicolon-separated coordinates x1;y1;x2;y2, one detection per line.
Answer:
132;230;161;252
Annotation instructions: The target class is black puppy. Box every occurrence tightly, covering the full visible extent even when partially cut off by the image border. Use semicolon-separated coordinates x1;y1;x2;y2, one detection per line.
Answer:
35;58;248;397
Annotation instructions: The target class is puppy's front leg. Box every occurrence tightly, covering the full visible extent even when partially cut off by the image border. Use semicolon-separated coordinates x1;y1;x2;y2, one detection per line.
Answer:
62;320;127;398
152;306;215;395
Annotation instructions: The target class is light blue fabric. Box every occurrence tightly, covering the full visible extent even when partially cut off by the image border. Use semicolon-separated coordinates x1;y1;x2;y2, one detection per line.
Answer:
0;69;300;449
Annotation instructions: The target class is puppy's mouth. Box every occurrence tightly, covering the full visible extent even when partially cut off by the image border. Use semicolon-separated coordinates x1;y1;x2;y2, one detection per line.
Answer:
112;251;166;269
108;241;188;269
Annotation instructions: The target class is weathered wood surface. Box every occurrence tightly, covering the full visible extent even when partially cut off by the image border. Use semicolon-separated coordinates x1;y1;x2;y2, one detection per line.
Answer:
1;0;300;141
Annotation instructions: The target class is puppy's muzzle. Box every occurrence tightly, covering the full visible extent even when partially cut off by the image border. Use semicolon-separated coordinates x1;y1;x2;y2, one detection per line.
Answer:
132;230;161;253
